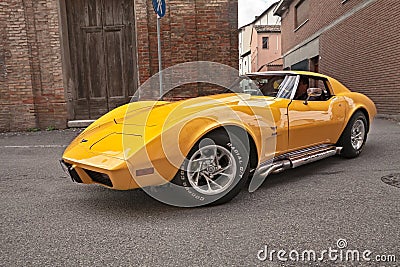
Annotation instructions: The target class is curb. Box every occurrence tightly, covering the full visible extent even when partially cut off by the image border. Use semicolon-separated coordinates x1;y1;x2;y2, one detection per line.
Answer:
67;120;95;128
376;114;400;123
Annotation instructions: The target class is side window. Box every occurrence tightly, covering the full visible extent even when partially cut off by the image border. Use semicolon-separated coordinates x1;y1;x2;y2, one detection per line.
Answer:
309;77;332;100
294;76;332;101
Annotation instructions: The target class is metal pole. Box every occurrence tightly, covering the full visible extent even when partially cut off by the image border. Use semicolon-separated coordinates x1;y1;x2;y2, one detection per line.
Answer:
157;15;163;100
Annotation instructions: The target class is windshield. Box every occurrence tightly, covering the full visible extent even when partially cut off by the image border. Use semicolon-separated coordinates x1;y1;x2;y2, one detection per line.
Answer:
134;74;299;101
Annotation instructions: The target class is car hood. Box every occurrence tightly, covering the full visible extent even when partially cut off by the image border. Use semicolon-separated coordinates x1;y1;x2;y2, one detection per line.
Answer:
65;93;277;160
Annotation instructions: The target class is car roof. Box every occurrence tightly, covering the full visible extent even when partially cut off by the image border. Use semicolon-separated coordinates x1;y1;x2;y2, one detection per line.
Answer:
245;71;331;79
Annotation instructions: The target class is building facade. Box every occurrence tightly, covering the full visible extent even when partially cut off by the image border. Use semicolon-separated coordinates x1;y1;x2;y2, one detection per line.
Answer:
238;24;252;75
250;25;282;72
274;0;400;115
250;2;282;72
239;1;282;75
0;0;238;131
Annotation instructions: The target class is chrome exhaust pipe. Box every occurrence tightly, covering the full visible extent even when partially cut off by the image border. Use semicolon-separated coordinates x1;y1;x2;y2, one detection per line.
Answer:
290;148;337;168
250;145;342;192
249;160;291;192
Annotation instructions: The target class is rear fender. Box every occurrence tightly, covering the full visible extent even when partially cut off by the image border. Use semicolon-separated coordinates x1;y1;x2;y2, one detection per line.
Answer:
342;92;377;132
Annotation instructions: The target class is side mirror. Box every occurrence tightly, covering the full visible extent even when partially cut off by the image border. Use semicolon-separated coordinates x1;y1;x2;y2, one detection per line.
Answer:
303;88;323;105
307;88;323;97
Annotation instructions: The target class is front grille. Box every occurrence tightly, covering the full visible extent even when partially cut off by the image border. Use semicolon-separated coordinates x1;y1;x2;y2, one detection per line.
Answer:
61;161;83;183
69;168;83;183
84;169;113;187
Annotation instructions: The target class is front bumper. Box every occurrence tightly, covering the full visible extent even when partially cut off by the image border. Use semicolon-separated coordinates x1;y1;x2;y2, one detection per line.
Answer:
60;160;83;183
60;160;113;187
60;157;134;189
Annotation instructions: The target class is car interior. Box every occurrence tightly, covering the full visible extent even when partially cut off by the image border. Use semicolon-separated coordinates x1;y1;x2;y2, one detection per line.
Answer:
239;74;332;101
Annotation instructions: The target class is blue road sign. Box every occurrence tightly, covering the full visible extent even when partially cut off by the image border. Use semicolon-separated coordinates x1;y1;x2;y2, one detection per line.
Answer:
152;0;166;18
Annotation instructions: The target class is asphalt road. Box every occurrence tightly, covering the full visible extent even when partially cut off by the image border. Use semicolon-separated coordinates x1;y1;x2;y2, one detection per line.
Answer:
1;119;399;266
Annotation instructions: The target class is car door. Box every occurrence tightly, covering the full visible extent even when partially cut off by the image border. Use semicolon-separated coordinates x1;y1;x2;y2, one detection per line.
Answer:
288;76;346;151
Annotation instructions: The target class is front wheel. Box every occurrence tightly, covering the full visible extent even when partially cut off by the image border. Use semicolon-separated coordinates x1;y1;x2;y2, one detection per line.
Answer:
172;130;250;207
337;111;368;158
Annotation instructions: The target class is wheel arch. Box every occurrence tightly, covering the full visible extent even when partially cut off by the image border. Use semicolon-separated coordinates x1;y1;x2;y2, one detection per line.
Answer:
355;107;370;132
336;107;370;158
347;106;370;133
203;125;259;171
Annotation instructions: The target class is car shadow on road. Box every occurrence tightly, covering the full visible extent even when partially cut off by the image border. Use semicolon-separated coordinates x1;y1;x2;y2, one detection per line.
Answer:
65;151;367;216
255;155;346;190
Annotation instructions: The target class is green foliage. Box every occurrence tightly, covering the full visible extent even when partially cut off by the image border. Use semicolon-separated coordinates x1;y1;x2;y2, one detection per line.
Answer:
27;127;41;132
46;126;57;131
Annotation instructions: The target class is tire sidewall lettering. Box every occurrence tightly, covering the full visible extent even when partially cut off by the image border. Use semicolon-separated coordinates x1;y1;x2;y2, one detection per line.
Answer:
180;139;247;202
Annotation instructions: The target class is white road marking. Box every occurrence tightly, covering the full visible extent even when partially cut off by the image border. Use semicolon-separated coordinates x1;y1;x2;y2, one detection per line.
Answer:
2;145;67;148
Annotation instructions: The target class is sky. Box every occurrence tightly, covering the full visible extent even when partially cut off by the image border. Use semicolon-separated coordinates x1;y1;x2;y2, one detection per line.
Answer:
238;0;278;28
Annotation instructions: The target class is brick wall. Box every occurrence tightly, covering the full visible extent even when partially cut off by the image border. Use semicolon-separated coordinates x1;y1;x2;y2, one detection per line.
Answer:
137;0;238;99
280;0;364;54
0;0;67;132
1;0;37;131
279;0;400;115
0;0;238;131
320;0;400;115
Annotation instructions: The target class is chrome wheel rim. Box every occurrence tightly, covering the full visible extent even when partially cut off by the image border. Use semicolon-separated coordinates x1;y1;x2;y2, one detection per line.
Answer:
187;145;236;195
351;119;365;150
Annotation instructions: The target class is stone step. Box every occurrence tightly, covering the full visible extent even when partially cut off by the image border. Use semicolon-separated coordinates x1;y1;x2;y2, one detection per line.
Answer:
67;120;95;128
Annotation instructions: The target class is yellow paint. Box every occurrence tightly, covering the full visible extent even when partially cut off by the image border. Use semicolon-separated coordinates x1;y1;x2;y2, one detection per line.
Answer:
62;71;376;190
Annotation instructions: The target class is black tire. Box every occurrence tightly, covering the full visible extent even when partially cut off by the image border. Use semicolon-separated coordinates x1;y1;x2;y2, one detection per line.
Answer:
172;130;250;207
337;111;368;158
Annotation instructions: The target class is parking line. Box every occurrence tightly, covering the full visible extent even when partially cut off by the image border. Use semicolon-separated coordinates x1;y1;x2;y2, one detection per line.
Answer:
2;145;67;148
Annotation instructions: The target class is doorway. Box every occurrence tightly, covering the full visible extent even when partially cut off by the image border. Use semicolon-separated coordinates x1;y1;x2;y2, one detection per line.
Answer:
64;0;138;119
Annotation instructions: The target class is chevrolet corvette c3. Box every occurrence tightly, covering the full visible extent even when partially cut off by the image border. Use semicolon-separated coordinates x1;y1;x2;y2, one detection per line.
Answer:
61;71;376;206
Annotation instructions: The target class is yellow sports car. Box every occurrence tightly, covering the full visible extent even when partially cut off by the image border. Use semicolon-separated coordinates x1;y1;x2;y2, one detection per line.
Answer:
61;71;376;207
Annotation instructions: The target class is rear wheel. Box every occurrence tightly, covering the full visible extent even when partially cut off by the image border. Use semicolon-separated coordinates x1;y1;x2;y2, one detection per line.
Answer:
172;130;250;206
337;111;368;158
